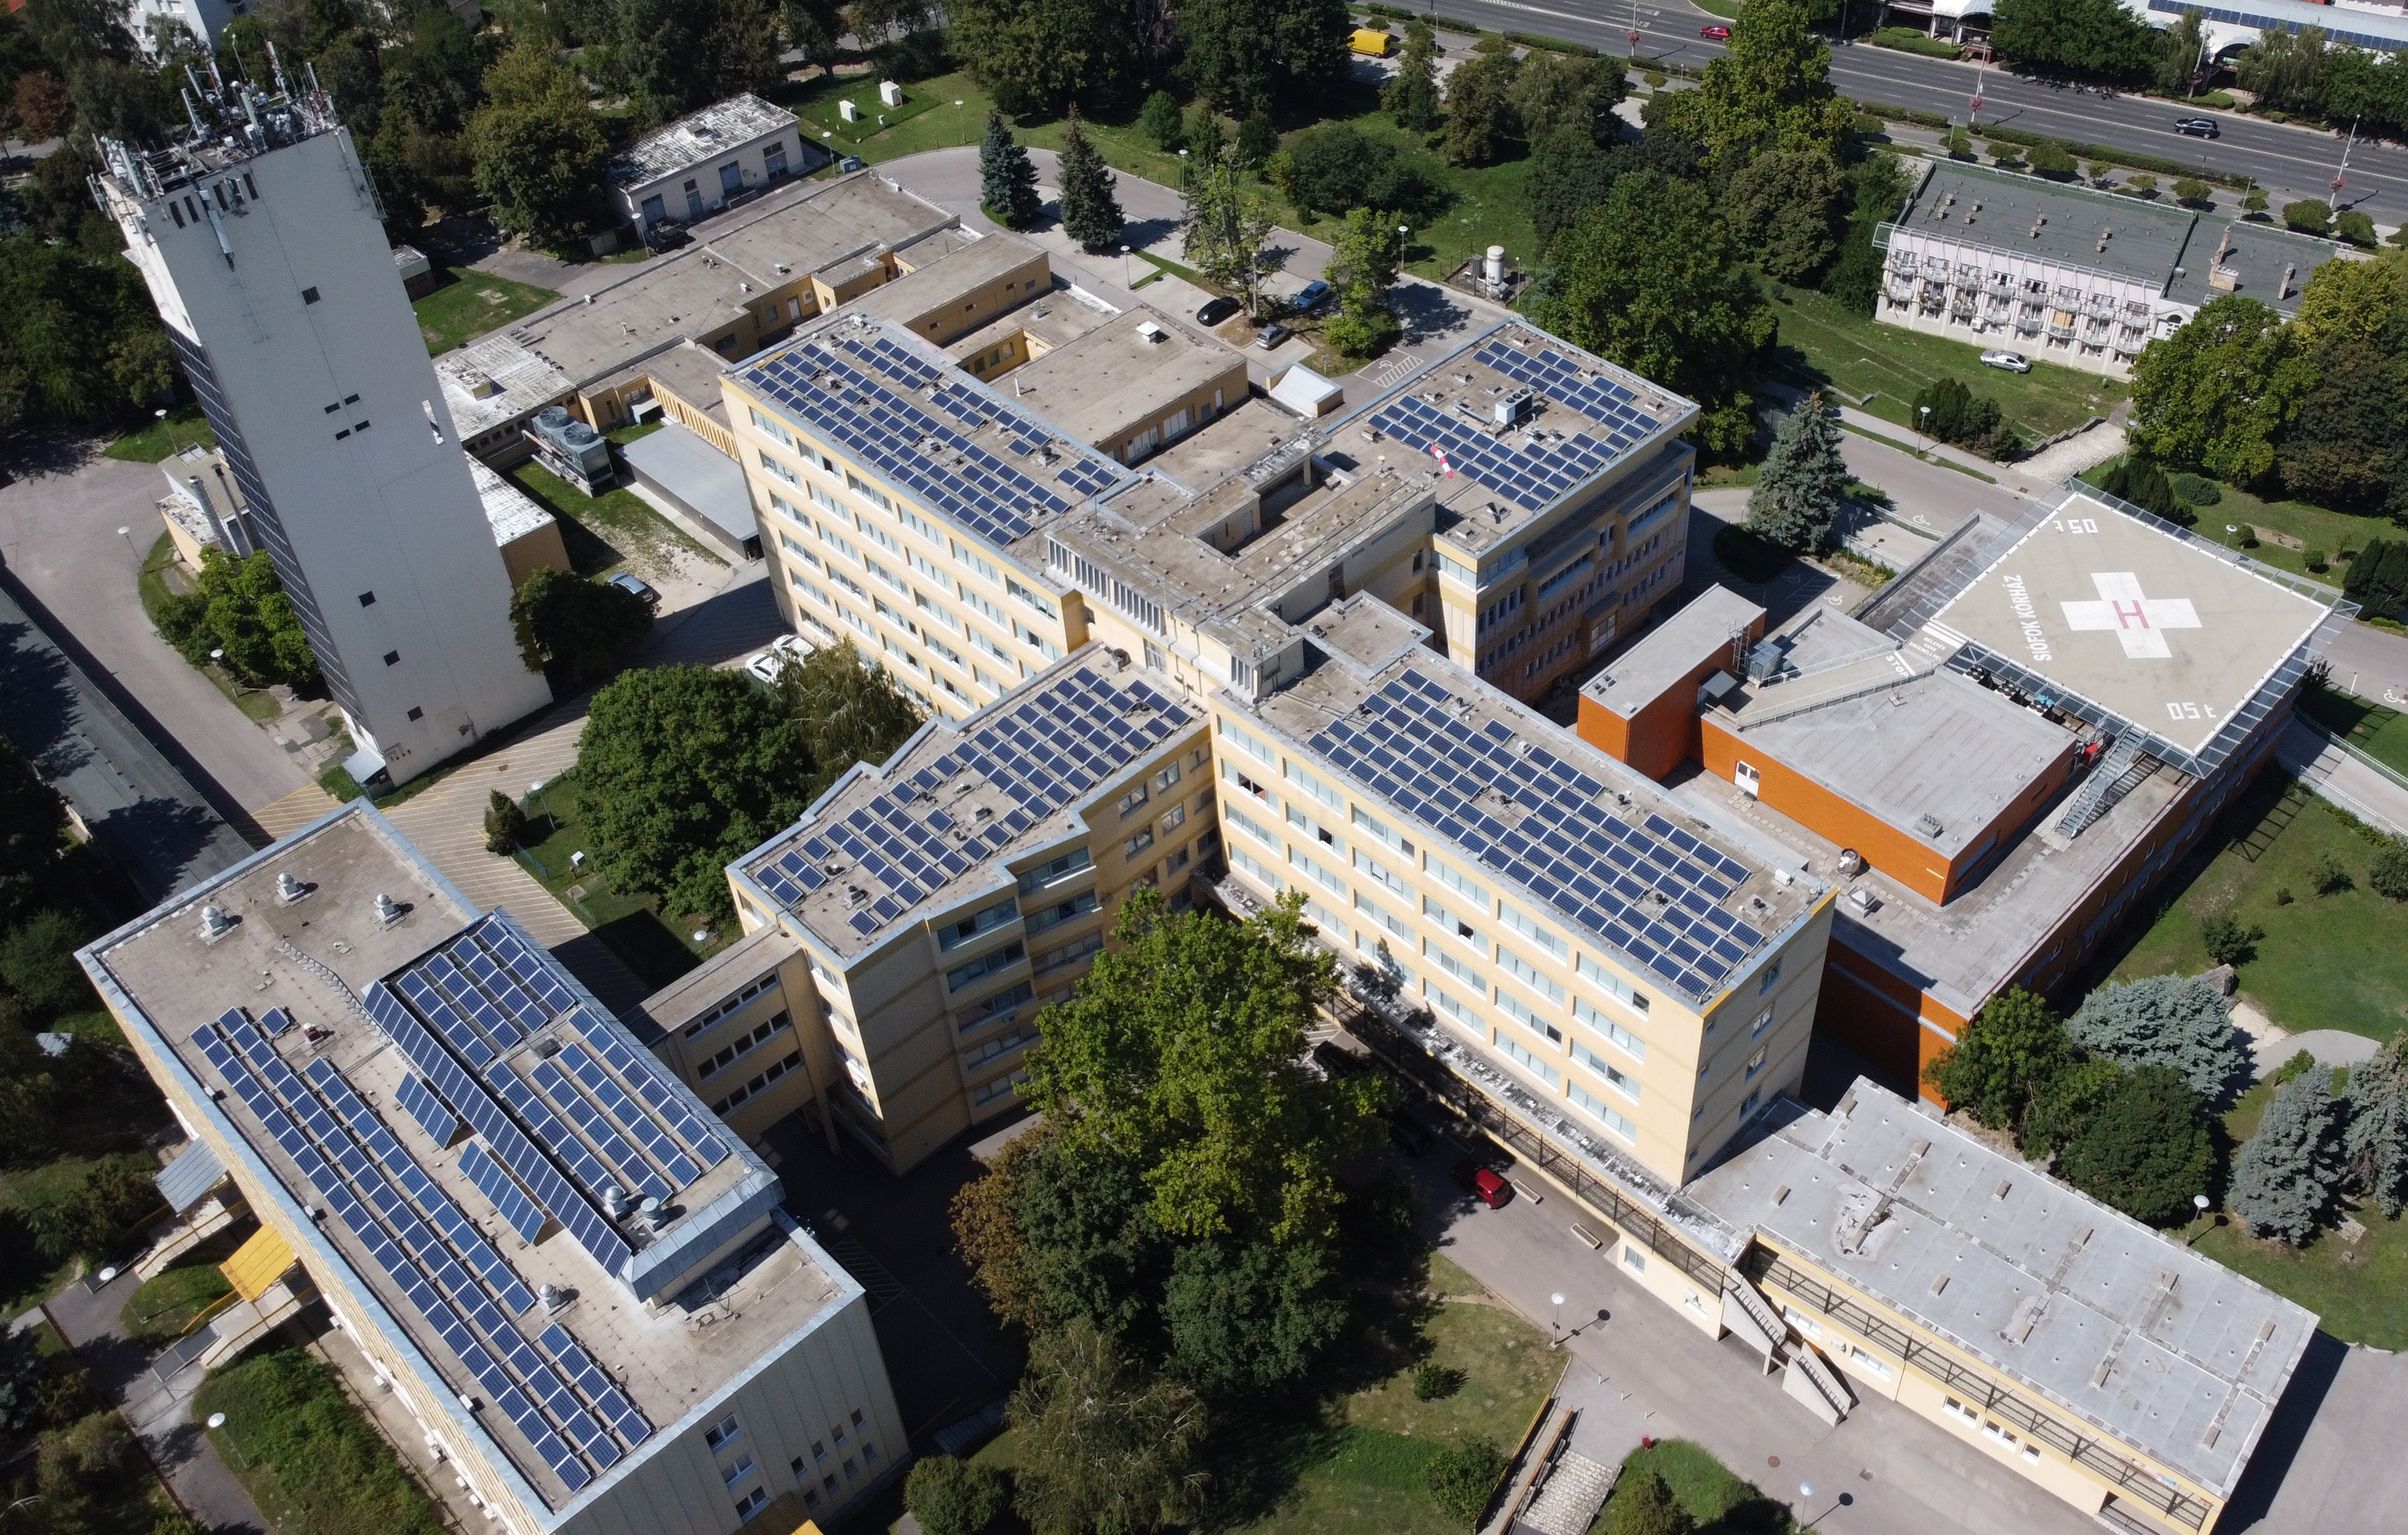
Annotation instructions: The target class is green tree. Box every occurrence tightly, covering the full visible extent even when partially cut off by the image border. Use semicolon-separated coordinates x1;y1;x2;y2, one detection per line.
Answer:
1056;106;1125;250
574;665;811;919
1819;152;1907;314
2029;140;2076;177
509;568;653;681
1023;887;1387;1244
2231;1066;2345;1243
2127;295;2313;485
1441;49;1521;167
1162;1237;1346;1396
978;108;1042;229
22;1152;162;1262
1181;150;1279;317
1507;50;1624;147
781;0;845;75
1382;17;1441;132
1992;0;2162;84
1233;109;1276;167
2020;1056;2124;1160
617;0;782;125
946;0;1140;115
2067;974;2249;1103
1746;393;1847;554
2344;1030;2408;1215
1009;1319;1207;1535
2372;839;2408;900
1176;0;1350;116
1423;1438;1508;1527
482;790;528;856
1604;1465;1695;1535
1320;205;1403;358
2283;199;2332;235
0;910;89;1018
1280;124;1430;218
904;1454;1011;1535
2094;454;2188;523
2200;911;2262;965
1139;88;1184;150
2236;24;2330;115
1531;172;1775;453
1526;128;1618;251
1720;148;1843;283
771;639;926;802
2054;1065;2214;1226
0;231;178;429
2338;209;2378;248
191;547;319;689
1641;0;1853;166
2157;9;2206;95
467;43;610;249
0;736;66;935
1920;986;2072;1130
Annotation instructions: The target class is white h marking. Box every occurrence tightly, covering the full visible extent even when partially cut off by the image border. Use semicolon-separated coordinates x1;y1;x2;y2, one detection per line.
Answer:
2060;573;2200;659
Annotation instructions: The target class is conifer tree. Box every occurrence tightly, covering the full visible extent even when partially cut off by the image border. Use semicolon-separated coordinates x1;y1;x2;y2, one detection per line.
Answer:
2231;1066;2346;1244
2345;1029;2408;1216
1056;107;1125;250
978;109;1042;229
1746;392;1847;554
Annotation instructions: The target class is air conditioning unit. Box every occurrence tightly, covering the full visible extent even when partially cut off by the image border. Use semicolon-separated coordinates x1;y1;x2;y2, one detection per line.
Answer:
1136;320;1166;344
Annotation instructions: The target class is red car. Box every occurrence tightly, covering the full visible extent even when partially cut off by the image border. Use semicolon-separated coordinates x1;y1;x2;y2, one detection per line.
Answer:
1453;1159;1514;1209
1700;23;1732;39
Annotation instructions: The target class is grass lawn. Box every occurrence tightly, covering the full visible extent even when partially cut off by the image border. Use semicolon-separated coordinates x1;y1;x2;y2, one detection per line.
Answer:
2177;480;2380;587
103;402;215;462
2297;681;2408;778
1766;283;2128;443
515;774;724;989
1601;1438;1794;1533
196;1347;448;1535
411;265;559;355
121;1261;233;1346
136;533;283;723
507;458;721;578
2107;774;2408;1041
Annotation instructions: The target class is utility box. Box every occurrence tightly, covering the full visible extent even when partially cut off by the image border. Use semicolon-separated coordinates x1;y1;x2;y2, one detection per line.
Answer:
879;80;903;108
839;99;860;122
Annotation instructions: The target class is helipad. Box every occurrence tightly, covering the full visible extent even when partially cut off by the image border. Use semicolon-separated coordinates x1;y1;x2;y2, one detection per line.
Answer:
1927;493;2332;757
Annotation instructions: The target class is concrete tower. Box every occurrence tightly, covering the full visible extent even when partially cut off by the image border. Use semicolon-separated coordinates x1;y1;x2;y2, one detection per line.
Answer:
95;80;550;785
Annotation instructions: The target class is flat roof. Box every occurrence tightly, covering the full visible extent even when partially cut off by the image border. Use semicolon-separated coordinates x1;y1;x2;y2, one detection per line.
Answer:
1690;1078;2317;1499
2144;0;2408;49
81;806;834;1516
1926;492;2330;758
619;926;796;1047
737;647;1202;960
2163;218;2352;316
1896;161;2198;291
1584;586;1766;719
608;93;796;189
440;332;574;443
847;229;1050;335
619;422;753;542
1004;308;1245;451
470;457;558;546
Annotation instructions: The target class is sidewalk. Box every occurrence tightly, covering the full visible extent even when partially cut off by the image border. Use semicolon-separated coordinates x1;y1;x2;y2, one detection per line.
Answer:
2276;715;2408;839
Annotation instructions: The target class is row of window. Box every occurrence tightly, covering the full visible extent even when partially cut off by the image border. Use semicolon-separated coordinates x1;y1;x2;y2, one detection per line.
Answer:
708;1048;803;1116
681;972;779;1040
710;1404;883;1519
697;1012;788;1081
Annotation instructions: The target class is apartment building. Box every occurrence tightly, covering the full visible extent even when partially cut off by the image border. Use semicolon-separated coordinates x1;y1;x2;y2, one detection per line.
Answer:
79;804;906;1535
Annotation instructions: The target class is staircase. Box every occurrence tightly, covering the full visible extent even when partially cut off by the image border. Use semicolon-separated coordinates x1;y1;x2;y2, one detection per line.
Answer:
133;1196;245;1281
2053;735;2156;839
1516;1453;1616;1535
1783;1342;1853;1425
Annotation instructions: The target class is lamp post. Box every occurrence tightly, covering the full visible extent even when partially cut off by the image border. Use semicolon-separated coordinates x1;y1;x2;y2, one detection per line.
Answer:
117;525;134;559
1917;404;1931;458
207;1412;249;1469
1549;1291;1565;1346
1120;245;1132;288
2188;1191;2213;1245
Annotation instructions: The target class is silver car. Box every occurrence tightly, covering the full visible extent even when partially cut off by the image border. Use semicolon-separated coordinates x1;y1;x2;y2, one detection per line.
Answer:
1979;349;2032;373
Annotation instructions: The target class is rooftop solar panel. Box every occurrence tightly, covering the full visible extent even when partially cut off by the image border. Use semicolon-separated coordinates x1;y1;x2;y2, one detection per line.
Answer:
459;1140;549;1243
394;1074;462;1147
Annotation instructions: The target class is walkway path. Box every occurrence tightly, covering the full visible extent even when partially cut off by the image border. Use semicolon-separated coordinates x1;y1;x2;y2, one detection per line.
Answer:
2276;715;2408;839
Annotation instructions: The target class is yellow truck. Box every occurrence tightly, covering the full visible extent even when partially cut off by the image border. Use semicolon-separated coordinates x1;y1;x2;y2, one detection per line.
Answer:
1350;26;1398;57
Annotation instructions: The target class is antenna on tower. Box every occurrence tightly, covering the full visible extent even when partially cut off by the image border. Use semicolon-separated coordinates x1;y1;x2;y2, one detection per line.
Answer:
266;40;293;99
205;53;225;97
182;87;207;138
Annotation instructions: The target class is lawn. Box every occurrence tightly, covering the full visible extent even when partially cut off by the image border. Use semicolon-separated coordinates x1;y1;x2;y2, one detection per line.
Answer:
121;1261;233;1346
1766;283;2128;443
2076;464;2385;590
1601;1438;1795;1534
793;77;950;149
506;458;722;579
2297;681;2408;778
411;265;560;355
195;1346;448;1535
515;774;724;989
103;402;215;462
2107;774;2408;1041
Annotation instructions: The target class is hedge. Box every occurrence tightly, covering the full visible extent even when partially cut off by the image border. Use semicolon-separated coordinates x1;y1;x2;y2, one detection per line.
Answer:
1853;102;2251;189
1505;31;1599;55
1868;27;1961;58
1363;1;1484;30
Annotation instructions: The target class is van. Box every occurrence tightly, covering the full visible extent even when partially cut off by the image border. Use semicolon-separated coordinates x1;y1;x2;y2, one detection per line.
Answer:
1350;27;1397;57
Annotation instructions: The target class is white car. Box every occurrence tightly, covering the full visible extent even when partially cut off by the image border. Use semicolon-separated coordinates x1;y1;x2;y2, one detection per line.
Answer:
1979;349;2032;373
744;632;814;686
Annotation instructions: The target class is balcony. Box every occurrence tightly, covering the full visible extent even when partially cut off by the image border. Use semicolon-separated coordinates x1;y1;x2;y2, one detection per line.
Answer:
2086;293;2118;316
1949;297;1976;317
2047;322;2076;340
2016;315;2043;335
1985;277;2016;297
1952;267;1982;289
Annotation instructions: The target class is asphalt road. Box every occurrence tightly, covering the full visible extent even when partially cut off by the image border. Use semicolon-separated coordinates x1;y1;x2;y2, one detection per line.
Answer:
1424;0;2408;213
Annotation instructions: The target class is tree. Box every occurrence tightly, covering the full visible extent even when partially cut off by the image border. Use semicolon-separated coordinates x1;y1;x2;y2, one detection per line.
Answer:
0;737;65;936
2157;9;2206;95
1320;206;1403;358
0;910;89;1018
2127;295;2313;485
2094;454;2187;523
2054;1065;2214;1226
2372;839;2408;900
2067;975;2249;1104
467;43;609;249
1009;1320;1207;1535
1162;1237;1347;1396
1746;393;1847;554
482;790;528;856
1233;110;1275;168
978;109;1042;229
1382;17;1441;132
1024;887;1387;1244
1139;89;1184;150
2020;1057;2125;1161
1992;0;2162;84
1641;0;1853;167
1507;50;1624;147
2029;140;2076;178
2283;199;2332;236
1921;987;2072;1130
2345;1030;2408;1216
1056;106;1124;250
575;665;811;919
772;640;926;803
1604;1466;1695;1535
21;1152;162;1262
950;1125;1048;1331
189;548;319;689
1526;129;1619;251
1440;48;1519;168
904;1455;1011;1535
947;0;1140;116
2310;849;2353;894
1176;0;1350;117
1823;152;1908;314
782;0;845;76
1532;172;1776;453
2237;24;2330;116
1181;150;1280;317
510;568;653;681
1280;124;1431;218
2200;912;2262;965
1720;148;1843;284
2345;536;2408;617
12;70;70;140
0;231;179;429
2231;1066;2346;1243
1423;1438;1509;1528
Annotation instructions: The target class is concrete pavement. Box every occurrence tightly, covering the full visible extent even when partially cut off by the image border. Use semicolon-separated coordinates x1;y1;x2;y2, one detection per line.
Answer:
2275;715;2408;840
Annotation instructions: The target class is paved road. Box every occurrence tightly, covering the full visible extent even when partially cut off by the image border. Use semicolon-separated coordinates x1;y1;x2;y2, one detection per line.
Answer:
2276;715;2408;838
1429;0;2407;215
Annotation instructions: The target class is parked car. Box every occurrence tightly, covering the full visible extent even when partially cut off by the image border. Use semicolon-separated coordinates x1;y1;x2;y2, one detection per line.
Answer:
2172;116;2219;138
1254;322;1294;350
1292;279;1331;312
1979;349;2032;373
837;154;866;172
1452;1158;1513;1209
643;221;692;252
1700;23;1732;39
745;632;813;686
1387;1112;1435;1156
1196;296;1240;326
607;571;661;611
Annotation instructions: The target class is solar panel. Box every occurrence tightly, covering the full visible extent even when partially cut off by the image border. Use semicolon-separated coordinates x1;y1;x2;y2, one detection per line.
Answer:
559;1044;702;1187
531;1058;671;1201
539;1323;654;1447
460;1140;549;1242
394;1074;461;1146
576;1020;731;1167
491;1066;633;1203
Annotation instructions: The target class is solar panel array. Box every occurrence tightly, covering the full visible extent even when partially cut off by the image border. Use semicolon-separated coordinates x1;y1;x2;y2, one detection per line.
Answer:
742;330;1127;550
1308;670;1766;1004
749;666;1192;939
189;1007;652;1494
1367;339;1666;515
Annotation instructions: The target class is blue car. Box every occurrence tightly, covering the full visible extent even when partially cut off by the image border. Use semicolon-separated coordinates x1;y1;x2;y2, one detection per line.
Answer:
1294;279;1332;312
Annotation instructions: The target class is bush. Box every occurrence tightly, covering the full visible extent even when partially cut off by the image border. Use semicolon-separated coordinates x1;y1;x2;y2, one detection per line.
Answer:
1411;1360;1463;1400
1867;26;1960;58
2305;547;2329;573
1323;306;1403;359
2128;172;2159;196
2169;471;2221;506
1;909;93;1018
482;790;527;855
2337;208;2377;247
1644;70;1666;87
2371;838;2408;900
2270;1048;2319;1087
905;1454;1010;1535
2095;455;2190;525
1139;90;1183;151
1283;124;1435;217
2310;849;2353;894
508;568;653;681
2200;912;2262;966
1853;111;1885;136
2243;189;2269;213
1424;1437;1508;1526
2029;140;2075;177
2284;198;2332;234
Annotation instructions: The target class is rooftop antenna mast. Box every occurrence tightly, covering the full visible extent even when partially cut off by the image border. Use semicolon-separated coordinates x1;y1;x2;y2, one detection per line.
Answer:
265;39;293;99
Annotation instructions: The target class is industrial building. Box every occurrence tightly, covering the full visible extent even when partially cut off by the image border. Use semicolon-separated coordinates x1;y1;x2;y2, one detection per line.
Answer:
79;804;906;1535
1877;159;2352;377
95;84;552;787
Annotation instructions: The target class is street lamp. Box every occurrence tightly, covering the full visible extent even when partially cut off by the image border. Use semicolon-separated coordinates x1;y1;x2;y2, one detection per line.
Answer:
1120;245;1132;288
2188;1191;2213;1245
117;525;134;559
1917;404;1931;457
207;1412;249;1469
1550;1291;1565;1346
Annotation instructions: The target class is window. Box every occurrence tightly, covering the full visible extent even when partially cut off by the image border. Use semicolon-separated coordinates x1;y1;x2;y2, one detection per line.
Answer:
759;450;800;485
1018;849;1091;892
734;1487;768;1516
1219;718;1275;763
844;471;893;512
1353;849;1406;894
1494;1029;1561;1086
1124;828;1155;859
764;142;788;178
1943;1397;1979;1427
1025;890;1098;935
383;650;400;666
1283;760;1340;809
1569;1083;1636;1141
1433;947;1484;989
1007;576;1057;618
962;584;1008;625
1160;802;1186;834
1577;955;1649;1014
1781;1305;1823;1341
809;481;844;516
1284;804;1336;846
951;539;1001;582
1744;1045;1769;1081
938;896;1020;951
1498;900;1567;959
748;406;793;445
1115;782;1149;818
1154;762;1182;793
858;517;903;555
1758;959;1783;994
1495;945;1565;1004
1574;1000;1645;1062
705;1413;743;1451
1287;845;1344;894
723;1455;758;1489
946;942;1026;991
1351;807;1409;853
1431;856;1488;906
1424;897;1478;944
1750;1007;1774;1037
1847;1344;1895;1381
698;1016;785;1079
357;590;375;607
1740;1087;1762;1116
1226;804;1278;851
1495;991;1560;1043
1355;892;1409;940
1622;1244;1647;1273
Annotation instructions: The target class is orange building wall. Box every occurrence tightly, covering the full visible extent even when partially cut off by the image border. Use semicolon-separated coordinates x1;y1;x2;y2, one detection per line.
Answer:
1816;940;1971;1099
1576;612;1761;781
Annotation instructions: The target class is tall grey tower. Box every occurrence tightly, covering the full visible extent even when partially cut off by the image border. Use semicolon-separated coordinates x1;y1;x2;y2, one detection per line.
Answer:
96;83;550;786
